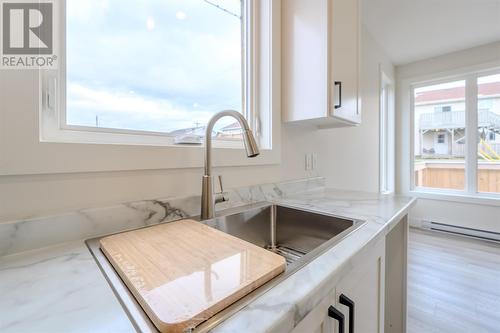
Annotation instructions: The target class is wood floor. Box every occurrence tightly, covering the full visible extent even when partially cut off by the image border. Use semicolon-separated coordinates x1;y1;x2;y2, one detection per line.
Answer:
408;229;500;333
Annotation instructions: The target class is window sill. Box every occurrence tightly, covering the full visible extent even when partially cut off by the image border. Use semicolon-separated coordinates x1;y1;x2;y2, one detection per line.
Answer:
409;189;500;207
41;124;249;149
17;117;281;176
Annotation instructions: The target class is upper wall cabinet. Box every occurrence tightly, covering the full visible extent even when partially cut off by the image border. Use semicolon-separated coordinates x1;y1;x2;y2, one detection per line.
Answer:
282;0;361;128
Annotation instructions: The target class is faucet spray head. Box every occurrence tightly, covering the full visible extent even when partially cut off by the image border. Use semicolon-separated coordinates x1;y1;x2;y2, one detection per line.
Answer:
242;129;260;158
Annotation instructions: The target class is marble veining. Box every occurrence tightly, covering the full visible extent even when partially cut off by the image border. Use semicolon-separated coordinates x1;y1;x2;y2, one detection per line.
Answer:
0;177;325;257
0;241;135;333
0;178;415;333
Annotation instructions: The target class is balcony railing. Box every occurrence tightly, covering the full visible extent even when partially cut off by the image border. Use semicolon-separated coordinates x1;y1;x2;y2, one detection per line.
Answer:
419;109;500;130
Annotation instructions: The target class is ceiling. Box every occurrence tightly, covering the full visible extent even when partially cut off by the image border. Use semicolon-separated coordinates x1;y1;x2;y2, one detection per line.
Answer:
362;0;500;65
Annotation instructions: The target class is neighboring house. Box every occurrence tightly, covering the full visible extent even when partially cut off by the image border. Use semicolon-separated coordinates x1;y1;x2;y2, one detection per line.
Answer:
216;122;243;140
415;82;500;158
169;124;237;140
169;125;208;137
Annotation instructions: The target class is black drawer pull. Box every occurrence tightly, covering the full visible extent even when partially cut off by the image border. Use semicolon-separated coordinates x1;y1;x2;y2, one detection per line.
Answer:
328;305;345;333
339;294;355;333
334;81;342;109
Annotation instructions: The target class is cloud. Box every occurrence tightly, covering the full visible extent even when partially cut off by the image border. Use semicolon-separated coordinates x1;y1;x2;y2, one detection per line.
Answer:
65;0;243;133
66;83;236;133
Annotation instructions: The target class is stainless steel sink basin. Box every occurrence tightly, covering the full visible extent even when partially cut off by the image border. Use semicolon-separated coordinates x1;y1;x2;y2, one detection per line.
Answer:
86;202;364;333
203;203;361;266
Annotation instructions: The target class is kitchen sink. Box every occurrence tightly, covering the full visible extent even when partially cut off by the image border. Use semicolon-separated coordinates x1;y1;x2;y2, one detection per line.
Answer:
86;202;364;333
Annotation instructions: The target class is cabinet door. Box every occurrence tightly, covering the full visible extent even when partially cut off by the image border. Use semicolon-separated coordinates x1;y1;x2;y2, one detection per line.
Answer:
329;0;360;123
282;0;329;122
334;238;385;333
291;292;334;333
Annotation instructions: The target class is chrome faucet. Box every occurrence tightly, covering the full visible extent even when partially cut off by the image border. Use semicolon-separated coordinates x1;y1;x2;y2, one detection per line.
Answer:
201;110;260;220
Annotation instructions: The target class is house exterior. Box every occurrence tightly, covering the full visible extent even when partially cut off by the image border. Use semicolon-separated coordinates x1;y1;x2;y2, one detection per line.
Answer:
415;82;500;159
168;125;208;137
216;122;243;140
168;122;242;141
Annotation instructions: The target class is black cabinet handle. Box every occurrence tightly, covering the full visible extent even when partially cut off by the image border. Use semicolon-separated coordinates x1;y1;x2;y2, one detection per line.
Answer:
339;294;355;333
334;81;342;109
328;305;345;333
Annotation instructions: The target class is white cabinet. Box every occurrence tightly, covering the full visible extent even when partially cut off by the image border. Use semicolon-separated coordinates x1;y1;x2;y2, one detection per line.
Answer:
334;238;385;333
291;292;334;333
291;238;385;333
282;0;361;128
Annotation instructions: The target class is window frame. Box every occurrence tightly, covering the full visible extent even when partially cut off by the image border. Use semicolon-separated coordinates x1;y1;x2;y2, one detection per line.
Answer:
379;69;395;194
42;0;258;147
409;68;500;200
0;0;282;176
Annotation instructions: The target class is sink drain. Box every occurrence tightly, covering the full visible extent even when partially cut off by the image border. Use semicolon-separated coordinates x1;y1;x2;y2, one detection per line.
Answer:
270;245;306;265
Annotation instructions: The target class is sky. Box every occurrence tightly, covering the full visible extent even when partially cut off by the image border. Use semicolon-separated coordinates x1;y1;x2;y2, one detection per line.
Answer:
66;0;243;133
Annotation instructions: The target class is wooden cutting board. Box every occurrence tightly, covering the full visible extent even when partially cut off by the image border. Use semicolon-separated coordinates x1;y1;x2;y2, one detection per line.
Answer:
100;219;286;333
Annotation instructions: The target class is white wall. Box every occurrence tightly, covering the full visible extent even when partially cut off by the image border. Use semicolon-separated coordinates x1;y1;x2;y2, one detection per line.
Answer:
314;27;394;192
396;41;500;233
0;26;392;222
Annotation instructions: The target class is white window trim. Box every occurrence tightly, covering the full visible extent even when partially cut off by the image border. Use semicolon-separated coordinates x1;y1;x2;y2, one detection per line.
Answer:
2;0;282;176
43;0;258;147
409;189;500;207
379;67;395;194
407;66;500;203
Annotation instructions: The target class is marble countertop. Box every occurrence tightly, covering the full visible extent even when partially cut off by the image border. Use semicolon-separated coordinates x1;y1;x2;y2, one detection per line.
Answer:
0;241;136;333
0;187;415;333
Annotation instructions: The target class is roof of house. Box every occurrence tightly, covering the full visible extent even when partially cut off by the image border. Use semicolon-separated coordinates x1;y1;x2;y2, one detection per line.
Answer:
415;82;500;104
168;126;206;136
221;122;242;131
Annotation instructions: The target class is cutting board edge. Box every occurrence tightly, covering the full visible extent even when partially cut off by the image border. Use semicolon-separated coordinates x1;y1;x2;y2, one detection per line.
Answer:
99;219;288;333
154;260;287;333
102;243;286;333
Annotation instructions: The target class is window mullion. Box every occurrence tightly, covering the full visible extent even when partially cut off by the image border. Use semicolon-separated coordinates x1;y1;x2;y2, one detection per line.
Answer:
465;76;478;194
243;0;257;134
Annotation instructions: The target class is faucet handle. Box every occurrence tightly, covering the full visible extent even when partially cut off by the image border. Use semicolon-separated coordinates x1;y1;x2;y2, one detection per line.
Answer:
217;175;224;193
215;175;229;204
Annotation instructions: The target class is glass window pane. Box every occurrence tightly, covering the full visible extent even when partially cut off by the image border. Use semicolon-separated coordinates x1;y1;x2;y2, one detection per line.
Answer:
477;74;500;194
66;0;243;136
414;80;466;190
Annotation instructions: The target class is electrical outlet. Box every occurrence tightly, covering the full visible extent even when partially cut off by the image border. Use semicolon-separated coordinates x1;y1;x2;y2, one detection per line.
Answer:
305;153;317;171
311;153;318;170
305;154;312;171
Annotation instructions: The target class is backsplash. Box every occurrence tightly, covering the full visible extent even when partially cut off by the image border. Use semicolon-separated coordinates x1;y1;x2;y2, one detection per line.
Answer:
0;177;325;257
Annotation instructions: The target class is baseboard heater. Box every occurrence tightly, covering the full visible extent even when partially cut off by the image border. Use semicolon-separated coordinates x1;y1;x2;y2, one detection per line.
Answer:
421;220;500;243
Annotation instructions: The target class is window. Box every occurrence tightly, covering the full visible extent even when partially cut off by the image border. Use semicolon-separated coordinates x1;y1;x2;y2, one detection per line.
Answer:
414;80;466;191
434;105;452;113
66;0;244;138
380;71;395;194
437;133;446;144
477;74;500;194
32;0;278;174
40;0;270;147
412;71;500;197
